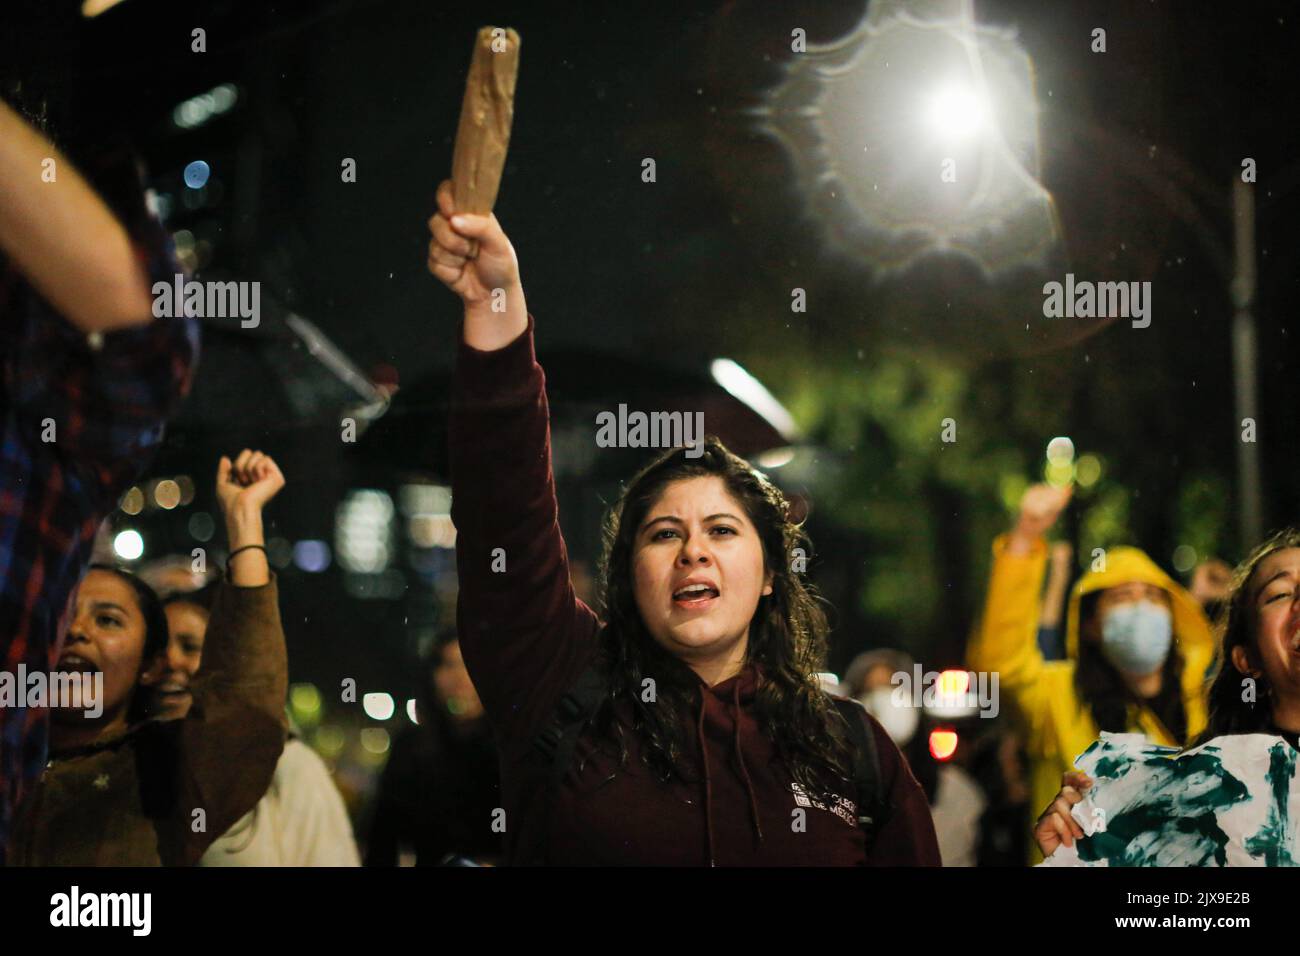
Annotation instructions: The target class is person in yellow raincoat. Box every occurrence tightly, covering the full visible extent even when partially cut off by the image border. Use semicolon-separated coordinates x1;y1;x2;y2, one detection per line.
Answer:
967;483;1215;862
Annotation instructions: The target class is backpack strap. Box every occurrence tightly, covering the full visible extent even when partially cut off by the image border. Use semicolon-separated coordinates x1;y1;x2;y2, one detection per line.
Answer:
828;695;884;843
532;663;607;791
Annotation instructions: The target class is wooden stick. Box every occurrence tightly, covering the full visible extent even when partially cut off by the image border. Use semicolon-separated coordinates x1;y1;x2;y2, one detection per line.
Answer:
450;26;521;258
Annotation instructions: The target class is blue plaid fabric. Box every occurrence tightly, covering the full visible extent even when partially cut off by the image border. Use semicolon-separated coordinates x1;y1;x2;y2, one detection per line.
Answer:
0;181;198;863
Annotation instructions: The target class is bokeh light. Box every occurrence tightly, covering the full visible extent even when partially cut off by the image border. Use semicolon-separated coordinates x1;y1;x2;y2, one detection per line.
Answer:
293;540;332;573
1075;454;1103;488
183;160;211;189
113;529;144;561
362;692;395;721
929;729;959;761
1172;544;1198;574
290;683;322;724
1046;436;1075;465
188;511;215;542
119;486;145;516
153;479;181;510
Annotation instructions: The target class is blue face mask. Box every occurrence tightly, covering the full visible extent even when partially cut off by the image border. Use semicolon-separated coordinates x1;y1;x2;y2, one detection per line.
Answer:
1100;601;1173;675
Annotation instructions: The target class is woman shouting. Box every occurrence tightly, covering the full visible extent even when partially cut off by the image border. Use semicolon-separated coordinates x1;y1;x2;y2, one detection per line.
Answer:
427;180;938;866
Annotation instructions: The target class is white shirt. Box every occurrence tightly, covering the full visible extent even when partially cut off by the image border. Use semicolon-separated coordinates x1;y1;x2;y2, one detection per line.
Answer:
199;739;360;867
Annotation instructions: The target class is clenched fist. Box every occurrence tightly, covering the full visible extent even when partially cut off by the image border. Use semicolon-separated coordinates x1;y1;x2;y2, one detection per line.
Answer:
427;179;528;351
1006;482;1073;555
217;449;285;518
216;449;283;587
427;179;521;299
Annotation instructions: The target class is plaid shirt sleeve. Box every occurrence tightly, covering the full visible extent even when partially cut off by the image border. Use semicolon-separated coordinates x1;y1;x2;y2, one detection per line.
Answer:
5;214;199;512
0;185;199;863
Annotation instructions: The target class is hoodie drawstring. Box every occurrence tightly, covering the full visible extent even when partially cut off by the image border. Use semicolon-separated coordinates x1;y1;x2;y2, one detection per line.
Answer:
732;679;764;845
696;674;765;866
696;694;716;866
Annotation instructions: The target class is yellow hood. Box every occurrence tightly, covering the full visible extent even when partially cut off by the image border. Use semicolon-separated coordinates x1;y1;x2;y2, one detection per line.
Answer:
1064;545;1213;666
969;537;1217;863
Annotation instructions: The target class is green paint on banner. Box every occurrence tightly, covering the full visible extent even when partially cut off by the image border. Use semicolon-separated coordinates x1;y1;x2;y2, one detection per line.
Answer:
1244;742;1298;866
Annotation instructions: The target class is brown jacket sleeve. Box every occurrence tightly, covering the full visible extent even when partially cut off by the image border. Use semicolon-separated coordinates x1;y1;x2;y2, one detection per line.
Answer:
157;575;287;865
863;711;942;866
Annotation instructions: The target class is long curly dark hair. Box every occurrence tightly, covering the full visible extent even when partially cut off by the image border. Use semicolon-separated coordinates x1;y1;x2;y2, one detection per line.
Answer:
1194;527;1300;745
583;435;855;797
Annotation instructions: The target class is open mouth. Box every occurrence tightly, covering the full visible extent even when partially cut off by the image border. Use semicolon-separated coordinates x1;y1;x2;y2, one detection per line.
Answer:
672;583;720;609
53;654;99;674
156;681;190;697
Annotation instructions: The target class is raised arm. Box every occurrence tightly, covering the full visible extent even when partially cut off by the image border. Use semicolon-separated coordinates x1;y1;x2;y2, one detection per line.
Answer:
1;100;199;513
159;451;288;865
0;99;157;333
967;483;1072;740
0;99;197;868
428;179;600;745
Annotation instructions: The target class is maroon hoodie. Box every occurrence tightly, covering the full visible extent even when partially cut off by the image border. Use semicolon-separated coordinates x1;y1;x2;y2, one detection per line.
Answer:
450;314;940;866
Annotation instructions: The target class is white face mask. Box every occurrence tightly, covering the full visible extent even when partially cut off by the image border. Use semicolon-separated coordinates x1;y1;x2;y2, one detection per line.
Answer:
1100;600;1173;676
860;686;919;747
